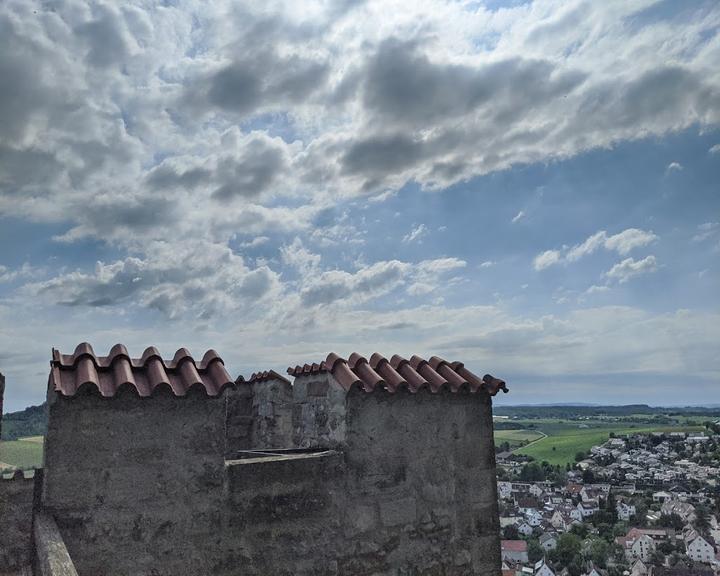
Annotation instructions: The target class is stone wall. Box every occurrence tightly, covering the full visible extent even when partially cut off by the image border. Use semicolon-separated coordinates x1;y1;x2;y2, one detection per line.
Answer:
340;386;501;576
0;371;5;438
292;373;346;449
0;470;35;575
39;378;501;576
42;390;228;576
225;384;254;455
220;451;345;575
249;378;293;449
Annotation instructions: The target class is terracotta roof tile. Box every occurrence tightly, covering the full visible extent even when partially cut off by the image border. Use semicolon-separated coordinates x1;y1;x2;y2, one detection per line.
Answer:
286;362;327;376
246;370;291;385
288;352;508;395
50;342;234;398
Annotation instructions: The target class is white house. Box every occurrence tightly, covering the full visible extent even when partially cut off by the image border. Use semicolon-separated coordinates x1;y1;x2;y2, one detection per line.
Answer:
577;502;598;519
685;533;716;564
540;533;558;551
629;535;655;563
617;501;636;521
518;522;534;537
629;559;648;576
653;491;673;503
499;482;513;499
535;559;556;576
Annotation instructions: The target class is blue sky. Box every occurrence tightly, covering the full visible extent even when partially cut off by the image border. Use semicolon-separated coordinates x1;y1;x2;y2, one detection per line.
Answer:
0;0;719;411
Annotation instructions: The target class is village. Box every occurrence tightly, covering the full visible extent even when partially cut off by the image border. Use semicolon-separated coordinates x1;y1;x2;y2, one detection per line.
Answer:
497;431;720;576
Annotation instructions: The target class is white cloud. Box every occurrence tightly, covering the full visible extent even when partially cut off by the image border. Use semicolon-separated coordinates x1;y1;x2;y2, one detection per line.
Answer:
666;161;683;172
605;255;658;284
511;210;525;223
479;261;495;268
586;285;610;295
692;222;719;243
709;144;720;155
402;223;428;244
537;228;657;269
534;250;561;271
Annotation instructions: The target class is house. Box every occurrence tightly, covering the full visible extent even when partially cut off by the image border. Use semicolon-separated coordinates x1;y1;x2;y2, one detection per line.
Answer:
502;540;529;564
653;491;673;503
661;501;696;523
540;533;558;551
617;501;637;521
630;559;649;576
630;535;656;563
535;559;556;576
518;521;534;537
499;481;513;499
685;532;716;564
577;501;599;519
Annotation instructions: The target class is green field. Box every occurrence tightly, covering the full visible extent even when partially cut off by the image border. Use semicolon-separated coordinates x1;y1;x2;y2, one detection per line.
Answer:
513;424;705;466
0;436;44;470
494;429;545;448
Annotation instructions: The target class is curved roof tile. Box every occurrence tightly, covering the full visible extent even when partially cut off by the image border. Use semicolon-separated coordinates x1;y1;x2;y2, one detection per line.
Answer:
246;370;291;385
49;343;234;398
320;352;508;395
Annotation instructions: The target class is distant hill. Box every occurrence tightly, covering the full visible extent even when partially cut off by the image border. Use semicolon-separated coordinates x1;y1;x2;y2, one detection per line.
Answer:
493;404;720;419
1;403;47;441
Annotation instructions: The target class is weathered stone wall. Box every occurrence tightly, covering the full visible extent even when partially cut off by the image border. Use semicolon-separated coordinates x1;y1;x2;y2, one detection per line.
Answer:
249;378;293;449
225;383;254;455
292;373;346;448
0;470;35;574
0;371;5;438
340;386;501;576
219;451;346;575
42;390;228;576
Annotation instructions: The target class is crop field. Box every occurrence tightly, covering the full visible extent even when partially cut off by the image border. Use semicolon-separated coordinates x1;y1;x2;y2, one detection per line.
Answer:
494;429;545;448
0;436;44;470
513;424;705;466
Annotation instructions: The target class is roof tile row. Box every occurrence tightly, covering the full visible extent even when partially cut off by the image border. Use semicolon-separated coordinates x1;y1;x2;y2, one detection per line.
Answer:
303;352;507;395
50;343;234;398
49;344;507;398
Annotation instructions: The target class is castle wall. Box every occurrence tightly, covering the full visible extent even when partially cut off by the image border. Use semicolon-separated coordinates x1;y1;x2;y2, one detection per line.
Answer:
249;378;293;449
292;373;346;448
41;391;228;576
219;451;345;575
0;471;35;574
225;384;254;455
339;386;502;576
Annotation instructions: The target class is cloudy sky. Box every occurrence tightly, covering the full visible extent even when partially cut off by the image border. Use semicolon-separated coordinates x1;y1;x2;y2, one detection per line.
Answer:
1;0;719;411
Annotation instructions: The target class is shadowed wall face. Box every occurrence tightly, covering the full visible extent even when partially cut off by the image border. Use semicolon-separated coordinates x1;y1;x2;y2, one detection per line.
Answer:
0;472;35;573
340;387;501;576
42;391;227;576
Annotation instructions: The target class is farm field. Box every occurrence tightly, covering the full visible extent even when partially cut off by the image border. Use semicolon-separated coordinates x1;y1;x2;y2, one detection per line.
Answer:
513;424;705;466
0;436;44;471
493;429;545;448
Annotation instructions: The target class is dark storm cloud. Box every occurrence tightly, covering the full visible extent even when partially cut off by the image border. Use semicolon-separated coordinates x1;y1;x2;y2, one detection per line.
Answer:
360;39;586;128
146;165;212;190
203;54;329;116
341;134;426;177
212;135;288;201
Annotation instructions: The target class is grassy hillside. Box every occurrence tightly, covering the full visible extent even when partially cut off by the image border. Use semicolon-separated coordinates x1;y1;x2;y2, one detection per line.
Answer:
2;403;47;440
0;436;44;471
514;424;706;466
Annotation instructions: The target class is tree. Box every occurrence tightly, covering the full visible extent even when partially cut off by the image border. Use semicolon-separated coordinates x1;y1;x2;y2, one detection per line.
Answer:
587;538;610;568
528;539;544;564
552;533;583;568
649;550;665;567
520;462;546;482
582;468;596;483
503;524;520;540
575;452;586;462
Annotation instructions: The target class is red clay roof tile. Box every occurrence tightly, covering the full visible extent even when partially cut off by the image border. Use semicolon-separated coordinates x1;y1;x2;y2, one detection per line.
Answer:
287;353;508;395
246;370;291;385
50;342;234;398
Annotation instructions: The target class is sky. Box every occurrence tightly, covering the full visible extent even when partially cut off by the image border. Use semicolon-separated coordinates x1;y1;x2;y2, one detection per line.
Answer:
0;0;719;411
